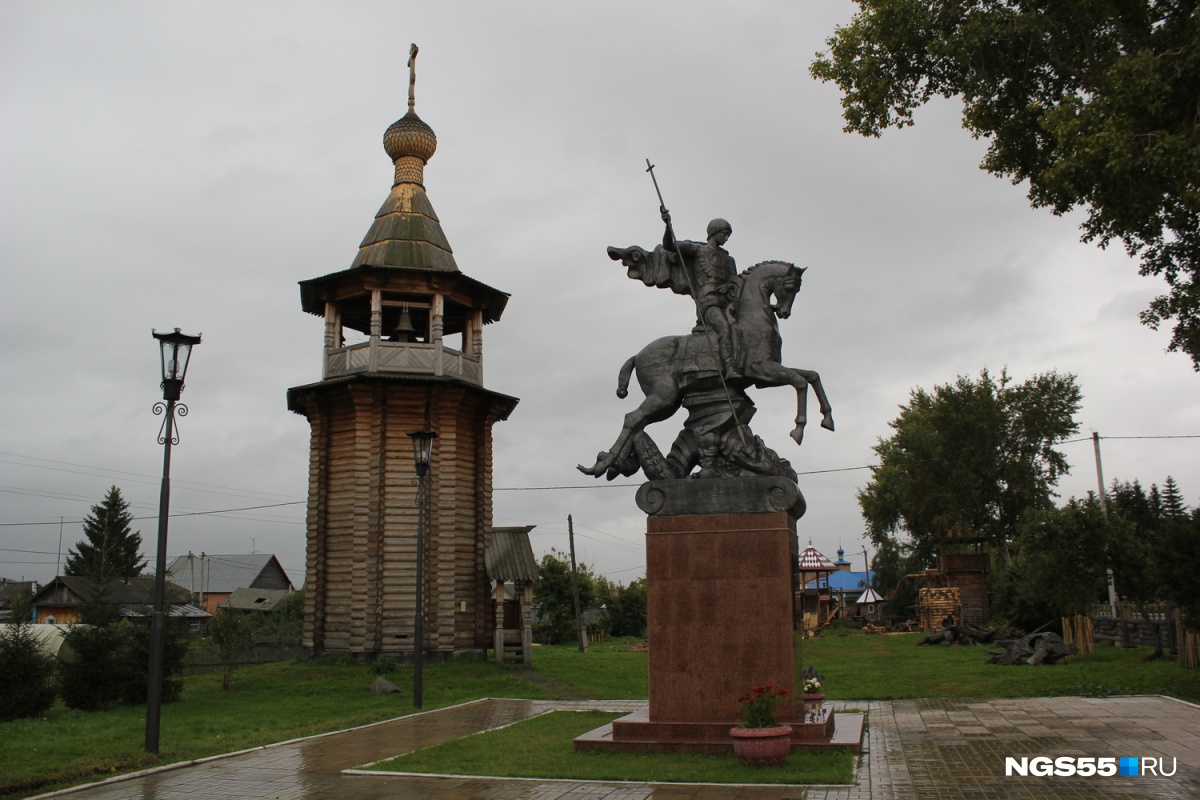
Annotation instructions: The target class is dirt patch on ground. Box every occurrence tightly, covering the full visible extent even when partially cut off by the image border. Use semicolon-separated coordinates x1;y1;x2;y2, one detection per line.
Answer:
509;669;591;700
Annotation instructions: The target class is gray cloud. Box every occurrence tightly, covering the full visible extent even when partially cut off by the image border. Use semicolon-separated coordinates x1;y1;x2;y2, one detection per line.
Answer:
1;2;1196;587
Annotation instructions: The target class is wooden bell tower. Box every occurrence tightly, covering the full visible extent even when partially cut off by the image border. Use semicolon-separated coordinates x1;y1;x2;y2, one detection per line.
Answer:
288;47;518;658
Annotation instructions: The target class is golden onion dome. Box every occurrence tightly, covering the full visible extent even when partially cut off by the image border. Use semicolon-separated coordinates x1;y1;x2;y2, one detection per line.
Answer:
383;110;437;163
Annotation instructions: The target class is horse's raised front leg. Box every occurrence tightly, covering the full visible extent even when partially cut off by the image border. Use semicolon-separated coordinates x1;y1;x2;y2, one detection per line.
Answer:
741;360;811;444
793;367;835;433
742;361;834;445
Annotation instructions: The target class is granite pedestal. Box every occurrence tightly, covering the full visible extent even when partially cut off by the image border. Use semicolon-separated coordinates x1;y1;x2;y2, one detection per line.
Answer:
575;478;861;754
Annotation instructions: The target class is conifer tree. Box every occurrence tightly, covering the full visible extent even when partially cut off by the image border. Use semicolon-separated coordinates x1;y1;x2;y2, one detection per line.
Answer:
63;486;147;581
1160;476;1189;520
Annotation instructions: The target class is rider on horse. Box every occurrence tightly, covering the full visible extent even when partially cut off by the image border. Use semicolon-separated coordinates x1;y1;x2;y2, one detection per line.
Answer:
662;212;740;379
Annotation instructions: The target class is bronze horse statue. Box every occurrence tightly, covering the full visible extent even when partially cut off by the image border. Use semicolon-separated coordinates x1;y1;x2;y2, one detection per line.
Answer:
578;260;833;479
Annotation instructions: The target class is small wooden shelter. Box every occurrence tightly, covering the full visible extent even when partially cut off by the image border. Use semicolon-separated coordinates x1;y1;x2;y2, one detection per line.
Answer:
855;586;884;621
795;544;838;629
484;526;537;663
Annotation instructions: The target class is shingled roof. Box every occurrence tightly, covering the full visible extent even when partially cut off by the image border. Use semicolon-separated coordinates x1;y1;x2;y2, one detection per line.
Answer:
484;526;538;583
797;545;838;572
165;554;292;594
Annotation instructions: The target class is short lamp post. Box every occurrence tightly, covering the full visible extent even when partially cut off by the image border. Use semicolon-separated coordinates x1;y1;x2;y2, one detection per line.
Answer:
408;429;436;710
146;328;201;754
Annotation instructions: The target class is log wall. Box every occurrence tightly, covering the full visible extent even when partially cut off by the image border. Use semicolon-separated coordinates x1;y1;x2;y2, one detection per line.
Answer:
292;376;509;657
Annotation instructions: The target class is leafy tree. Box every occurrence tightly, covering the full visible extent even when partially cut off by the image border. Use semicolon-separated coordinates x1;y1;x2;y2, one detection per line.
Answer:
858;368;1081;563
1155;509;1200;626
64;486;147;582
0;589;56;721
1110;475;1200;629
1002;494;1126;631
869;536;920;622
811;2;1200;367
596;577;648;638
533;549;596;644
209;607;253;690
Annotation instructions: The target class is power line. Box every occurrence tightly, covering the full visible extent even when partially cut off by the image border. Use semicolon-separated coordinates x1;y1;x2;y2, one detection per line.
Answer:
0;501;304;528
0;451;304;502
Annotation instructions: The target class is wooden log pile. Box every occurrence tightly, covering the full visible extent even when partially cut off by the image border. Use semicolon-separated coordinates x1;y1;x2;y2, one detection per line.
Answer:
917;587;961;631
986;632;1077;666
916;621;1007;646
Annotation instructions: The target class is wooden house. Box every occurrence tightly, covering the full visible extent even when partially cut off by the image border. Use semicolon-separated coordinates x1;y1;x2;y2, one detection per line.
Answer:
286;63;519;659
30;576;192;624
165;553;293;614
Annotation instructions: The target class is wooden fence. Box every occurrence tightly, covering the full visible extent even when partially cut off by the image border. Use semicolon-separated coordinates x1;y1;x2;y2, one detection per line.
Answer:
1060;615;1095;655
1087;602;1198;669
182;638;304;676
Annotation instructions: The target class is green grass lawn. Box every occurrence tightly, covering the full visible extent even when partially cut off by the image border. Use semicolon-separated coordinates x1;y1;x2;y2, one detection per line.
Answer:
3;633;1198;797
0;654;552;798
804;631;1200;703
369;710;855;784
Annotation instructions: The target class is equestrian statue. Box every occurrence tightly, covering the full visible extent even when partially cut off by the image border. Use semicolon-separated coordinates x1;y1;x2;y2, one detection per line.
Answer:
578;162;834;483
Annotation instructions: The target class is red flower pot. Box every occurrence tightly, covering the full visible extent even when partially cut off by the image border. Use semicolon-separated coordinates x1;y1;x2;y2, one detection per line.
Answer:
729;725;792;766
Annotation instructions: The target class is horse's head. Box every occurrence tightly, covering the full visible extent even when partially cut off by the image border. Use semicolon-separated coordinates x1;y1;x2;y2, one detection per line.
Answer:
771;264;806;319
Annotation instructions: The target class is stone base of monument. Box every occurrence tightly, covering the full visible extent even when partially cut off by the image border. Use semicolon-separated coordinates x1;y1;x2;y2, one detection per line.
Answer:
574;478;864;756
573;703;865;755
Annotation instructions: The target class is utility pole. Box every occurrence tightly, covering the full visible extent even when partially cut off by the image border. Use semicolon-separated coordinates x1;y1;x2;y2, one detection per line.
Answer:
1093;432;1119;615
568;514;588;653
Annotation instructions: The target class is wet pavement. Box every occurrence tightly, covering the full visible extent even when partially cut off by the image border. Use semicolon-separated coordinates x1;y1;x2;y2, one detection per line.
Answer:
32;696;1200;799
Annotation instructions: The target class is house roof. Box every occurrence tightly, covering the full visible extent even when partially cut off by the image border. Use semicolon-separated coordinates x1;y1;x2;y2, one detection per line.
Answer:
855;587;883;604
165;554;293;594
797;545;837;572
827;570;875;592
221;587;291;612
31;576;190;608
0;580;36;615
484;527;538;582
122;603;212;619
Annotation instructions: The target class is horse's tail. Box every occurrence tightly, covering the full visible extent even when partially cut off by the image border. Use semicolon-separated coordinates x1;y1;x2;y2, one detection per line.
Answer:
616;355;636;399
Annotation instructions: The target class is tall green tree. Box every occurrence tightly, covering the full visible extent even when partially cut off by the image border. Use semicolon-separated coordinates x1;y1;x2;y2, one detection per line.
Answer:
1003;494;1127;630
1110;475;1200;627
858;368;1081;563
533;548;596;645
63;486;147;582
596;577;648;638
811;2;1200;367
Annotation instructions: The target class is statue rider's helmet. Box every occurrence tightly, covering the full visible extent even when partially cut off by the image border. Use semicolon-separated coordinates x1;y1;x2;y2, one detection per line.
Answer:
707;218;732;239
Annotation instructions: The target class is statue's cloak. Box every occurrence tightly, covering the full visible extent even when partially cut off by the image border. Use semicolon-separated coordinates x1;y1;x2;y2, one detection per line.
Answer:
607;245;694;297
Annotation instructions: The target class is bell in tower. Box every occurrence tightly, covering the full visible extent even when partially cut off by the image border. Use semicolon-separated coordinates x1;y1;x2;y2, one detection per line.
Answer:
287;45;519;659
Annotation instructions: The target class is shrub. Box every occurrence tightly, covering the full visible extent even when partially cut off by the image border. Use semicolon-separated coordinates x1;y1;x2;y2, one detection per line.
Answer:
0;624;57;721
60;618;188;711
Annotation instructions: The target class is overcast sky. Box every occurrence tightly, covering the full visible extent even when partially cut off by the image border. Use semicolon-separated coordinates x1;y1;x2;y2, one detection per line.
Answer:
2;1;1197;590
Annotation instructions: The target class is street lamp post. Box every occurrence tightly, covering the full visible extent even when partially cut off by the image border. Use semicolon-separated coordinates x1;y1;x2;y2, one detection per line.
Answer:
146;328;201;754
408;430;436;710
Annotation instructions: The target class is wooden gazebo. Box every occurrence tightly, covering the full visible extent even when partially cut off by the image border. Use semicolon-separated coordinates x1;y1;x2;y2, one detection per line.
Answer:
484;526;538;664
796;544;838;630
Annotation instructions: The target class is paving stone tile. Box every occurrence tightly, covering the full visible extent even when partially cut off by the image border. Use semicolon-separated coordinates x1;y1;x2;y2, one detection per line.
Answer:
25;696;1200;800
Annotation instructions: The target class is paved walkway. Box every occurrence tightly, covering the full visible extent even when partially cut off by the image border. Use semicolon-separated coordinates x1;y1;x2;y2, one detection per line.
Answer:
35;696;1200;800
